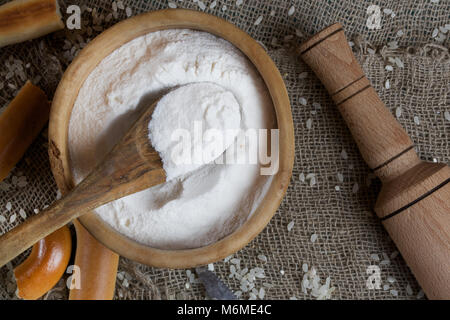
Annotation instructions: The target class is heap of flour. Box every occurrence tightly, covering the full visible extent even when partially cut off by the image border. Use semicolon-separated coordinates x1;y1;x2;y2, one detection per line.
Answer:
69;29;275;249
148;82;241;180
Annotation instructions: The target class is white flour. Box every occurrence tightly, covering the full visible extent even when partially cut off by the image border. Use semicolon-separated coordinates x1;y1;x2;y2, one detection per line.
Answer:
69;29;275;249
148;82;241;180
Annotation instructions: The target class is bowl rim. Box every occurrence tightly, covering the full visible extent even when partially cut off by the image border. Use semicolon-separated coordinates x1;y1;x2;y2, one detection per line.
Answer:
49;8;294;268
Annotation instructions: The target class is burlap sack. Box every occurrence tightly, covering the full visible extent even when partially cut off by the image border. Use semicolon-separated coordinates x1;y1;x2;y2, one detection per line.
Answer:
0;0;448;300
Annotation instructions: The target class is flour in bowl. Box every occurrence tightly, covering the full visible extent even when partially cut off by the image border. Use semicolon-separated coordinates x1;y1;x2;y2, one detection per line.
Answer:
69;29;275;249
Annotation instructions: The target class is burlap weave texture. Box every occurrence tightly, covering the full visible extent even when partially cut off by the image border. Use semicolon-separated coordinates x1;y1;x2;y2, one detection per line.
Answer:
0;0;449;299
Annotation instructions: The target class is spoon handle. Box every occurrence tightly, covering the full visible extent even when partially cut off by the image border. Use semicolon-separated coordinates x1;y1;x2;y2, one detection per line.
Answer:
0;123;165;267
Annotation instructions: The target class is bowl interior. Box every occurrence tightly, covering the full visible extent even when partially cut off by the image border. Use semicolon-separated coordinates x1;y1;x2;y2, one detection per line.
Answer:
49;9;294;268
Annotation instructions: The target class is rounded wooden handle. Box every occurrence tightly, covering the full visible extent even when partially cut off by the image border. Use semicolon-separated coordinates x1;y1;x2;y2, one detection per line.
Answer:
69;220;119;300
376;163;450;299
301;24;450;299
299;23;416;175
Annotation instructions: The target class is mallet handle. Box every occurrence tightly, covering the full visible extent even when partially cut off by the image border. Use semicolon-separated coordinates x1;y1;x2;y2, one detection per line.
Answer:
300;23;450;299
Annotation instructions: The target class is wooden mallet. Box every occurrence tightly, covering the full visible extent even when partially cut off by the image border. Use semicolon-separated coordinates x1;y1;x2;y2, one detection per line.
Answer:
299;23;450;299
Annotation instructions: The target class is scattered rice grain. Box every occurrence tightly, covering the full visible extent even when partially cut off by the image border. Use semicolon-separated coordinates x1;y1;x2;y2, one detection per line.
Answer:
352;182;359;193
19;209;26;219
388;41;398;49
299;172;305;182
258;287;265;299
287;220;295;232
254;15;263;26
258;254;267;263
444;111;450;121
298;72;308;79
370;253;380;261
287;5;295;16
125;7;132;17
380;259;390;266
390;251;399;259
197;1;206;10
394;57;404;68
406;284;413;295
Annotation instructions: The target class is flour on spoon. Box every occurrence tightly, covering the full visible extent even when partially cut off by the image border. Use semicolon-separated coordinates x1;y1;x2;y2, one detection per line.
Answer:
148;82;241;180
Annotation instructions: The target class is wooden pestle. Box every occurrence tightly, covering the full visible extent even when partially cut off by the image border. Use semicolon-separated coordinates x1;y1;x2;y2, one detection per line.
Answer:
299;23;450;299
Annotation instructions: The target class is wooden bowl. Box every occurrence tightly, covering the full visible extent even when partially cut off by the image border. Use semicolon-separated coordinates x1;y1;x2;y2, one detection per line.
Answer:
49;9;294;268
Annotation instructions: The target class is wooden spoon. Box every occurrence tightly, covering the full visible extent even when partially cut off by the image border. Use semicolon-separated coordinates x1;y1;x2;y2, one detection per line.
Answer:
0;100;166;267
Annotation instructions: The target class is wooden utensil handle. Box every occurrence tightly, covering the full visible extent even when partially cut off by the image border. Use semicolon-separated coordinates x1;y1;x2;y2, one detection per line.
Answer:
0;166;111;267
299;23;417;177
0;194;78;267
301;23;450;299
0;144;165;268
69;220;119;300
381;168;450;299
